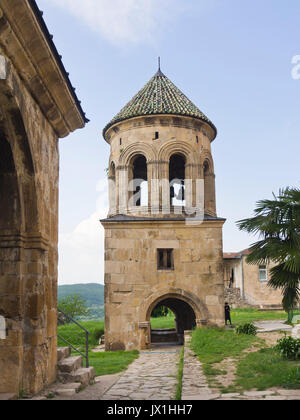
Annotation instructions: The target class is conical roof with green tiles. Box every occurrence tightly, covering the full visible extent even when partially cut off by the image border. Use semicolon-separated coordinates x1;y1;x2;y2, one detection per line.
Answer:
103;69;217;138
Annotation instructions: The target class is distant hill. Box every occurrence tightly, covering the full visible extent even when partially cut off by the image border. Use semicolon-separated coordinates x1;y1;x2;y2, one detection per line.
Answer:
58;283;104;307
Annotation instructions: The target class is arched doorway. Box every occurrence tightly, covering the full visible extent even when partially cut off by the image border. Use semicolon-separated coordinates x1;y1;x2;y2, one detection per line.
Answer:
149;296;196;346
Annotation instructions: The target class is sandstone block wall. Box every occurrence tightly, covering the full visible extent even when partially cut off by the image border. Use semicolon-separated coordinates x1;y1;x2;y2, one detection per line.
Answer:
0;53;59;395
103;219;225;351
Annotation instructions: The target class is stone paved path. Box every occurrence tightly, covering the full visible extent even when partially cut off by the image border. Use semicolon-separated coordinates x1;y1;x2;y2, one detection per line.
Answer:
254;320;293;333
181;335;219;401
102;346;182;400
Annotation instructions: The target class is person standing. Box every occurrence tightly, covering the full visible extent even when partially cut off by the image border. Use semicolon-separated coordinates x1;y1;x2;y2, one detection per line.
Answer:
225;302;232;326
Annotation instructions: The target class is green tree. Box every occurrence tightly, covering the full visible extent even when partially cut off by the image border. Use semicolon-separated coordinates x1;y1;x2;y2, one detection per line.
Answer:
237;188;300;323
58;293;91;322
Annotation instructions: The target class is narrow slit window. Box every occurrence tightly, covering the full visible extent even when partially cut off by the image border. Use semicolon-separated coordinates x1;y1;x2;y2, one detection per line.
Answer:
155;132;159;140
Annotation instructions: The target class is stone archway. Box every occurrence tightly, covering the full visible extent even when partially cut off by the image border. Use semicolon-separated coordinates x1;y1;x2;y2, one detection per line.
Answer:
137;288;209;349
150;296;197;345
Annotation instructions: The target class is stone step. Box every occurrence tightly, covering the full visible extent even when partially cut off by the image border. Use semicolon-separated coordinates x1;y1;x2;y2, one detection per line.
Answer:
0;393;17;400
57;347;71;361
58;366;95;387
58;356;82;374
55;382;82;397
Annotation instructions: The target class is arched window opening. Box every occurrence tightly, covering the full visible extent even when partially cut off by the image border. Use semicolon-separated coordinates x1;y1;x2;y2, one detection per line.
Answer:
109;161;116;179
108;162;116;214
132;155;148;207
169;154;186;206
204;161;210;212
0;134;21;230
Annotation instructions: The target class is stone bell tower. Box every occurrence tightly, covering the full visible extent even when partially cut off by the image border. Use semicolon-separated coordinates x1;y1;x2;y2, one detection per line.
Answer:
101;65;225;351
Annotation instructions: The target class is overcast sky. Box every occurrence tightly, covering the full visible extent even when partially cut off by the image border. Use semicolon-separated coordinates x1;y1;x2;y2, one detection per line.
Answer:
37;0;300;285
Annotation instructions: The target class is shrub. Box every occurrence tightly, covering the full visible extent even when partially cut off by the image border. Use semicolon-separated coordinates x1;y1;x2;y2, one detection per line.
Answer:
275;335;300;360
91;327;105;344
282;368;300;389
235;323;258;336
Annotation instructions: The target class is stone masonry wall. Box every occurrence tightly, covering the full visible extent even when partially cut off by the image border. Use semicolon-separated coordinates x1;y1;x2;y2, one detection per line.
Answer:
103;219;225;351
0;54;59;395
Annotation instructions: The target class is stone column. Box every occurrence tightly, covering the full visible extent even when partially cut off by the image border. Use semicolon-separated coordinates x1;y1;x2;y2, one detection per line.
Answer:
148;162;159;215
160;161;170;214
108;176;117;216
117;165;129;214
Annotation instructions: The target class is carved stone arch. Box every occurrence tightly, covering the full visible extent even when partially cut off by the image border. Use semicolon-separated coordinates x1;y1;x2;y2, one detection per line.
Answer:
0;80;39;234
139;287;209;323
108;159;116;178
119;142;156;166
201;150;215;175
158;140;197;166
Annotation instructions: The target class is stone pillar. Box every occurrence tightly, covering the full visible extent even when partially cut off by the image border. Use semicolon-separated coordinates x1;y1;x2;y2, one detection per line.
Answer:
108;176;117;216
185;164;193;212
118;165;129;214
160;161;170;214
148;162;159;215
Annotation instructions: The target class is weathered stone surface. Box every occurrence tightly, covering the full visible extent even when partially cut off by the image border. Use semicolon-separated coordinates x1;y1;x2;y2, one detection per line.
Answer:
102;346;180;400
0;1;86;396
292;324;300;339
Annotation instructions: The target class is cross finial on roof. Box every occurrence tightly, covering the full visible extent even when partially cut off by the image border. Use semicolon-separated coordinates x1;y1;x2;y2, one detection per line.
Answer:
155;56;164;77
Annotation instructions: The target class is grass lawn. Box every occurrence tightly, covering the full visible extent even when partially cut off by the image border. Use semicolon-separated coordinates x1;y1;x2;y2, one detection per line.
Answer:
190;327;300;393
235;348;300;391
190;327;262;365
150;315;176;329
231;308;300;325
88;350;139;377
58;320;105;348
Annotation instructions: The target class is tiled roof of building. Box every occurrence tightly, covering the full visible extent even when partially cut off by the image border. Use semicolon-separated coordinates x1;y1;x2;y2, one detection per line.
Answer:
103;68;217;137
223;249;251;259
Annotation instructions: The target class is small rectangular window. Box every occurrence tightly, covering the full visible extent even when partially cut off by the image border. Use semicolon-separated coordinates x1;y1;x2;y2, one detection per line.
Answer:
157;249;174;270
120;138;122;145
154;132;159;140
259;265;268;282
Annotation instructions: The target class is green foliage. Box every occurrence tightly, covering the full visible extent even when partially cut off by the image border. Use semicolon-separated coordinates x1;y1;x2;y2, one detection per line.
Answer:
235;323;258;336
237;187;300;315
175;348;184;400
58;320;104;349
152;306;171;318
282;368;300;389
58;283;104;307
58;293;91;321
275;335;300;360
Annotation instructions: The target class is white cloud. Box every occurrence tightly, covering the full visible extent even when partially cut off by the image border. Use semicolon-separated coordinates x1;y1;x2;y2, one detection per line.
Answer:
47;0;183;46
58;179;108;285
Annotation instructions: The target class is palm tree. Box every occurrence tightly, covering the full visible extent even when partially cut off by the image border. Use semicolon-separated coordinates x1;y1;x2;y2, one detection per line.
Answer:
237;188;300;323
